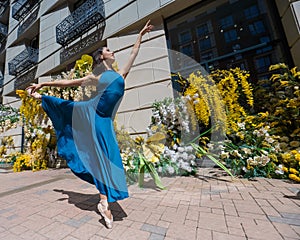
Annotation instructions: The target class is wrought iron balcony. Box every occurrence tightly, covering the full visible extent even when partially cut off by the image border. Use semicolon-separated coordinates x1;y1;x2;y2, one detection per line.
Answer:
8;47;39;76
12;0;40;21
18;8;39;36
0;22;7;41
14;67;37;89
0;0;9;16
56;0;105;46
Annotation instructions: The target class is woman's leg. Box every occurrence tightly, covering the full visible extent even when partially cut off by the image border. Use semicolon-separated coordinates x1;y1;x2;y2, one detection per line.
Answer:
99;193;113;228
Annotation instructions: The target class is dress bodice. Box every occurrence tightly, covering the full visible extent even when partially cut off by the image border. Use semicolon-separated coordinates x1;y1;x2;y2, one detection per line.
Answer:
95;70;125;117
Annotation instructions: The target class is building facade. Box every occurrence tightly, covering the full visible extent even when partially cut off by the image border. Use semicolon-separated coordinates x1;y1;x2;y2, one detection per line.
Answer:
0;0;299;150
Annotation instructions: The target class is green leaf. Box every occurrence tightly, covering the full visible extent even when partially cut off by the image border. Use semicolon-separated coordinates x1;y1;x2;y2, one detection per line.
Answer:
191;143;235;178
138;153;166;190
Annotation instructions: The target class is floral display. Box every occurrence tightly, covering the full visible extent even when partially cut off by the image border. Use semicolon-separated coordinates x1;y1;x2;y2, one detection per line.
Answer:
1;57;299;184
0;105;20;133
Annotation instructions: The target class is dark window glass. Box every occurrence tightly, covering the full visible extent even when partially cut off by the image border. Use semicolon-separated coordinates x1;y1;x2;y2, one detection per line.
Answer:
224;29;237;42
199;37;211;50
244;5;259;19
220;15;234;29
256;36;272;53
180;44;193;57
179;31;192;43
255;55;271;72
249;20;265;35
197;24;209;37
201;51;213;61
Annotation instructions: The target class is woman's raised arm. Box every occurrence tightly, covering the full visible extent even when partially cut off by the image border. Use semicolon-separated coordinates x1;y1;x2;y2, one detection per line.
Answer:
26;74;99;94
118;20;153;78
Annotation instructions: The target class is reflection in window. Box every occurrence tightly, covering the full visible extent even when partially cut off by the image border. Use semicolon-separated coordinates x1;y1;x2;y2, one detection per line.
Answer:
255;55;271;73
220;15;234;29
179;31;191;43
256;36;272;53
199;37;211;51
201;51;213;61
224;29;237;42
249;20;265;35
197;24;209;37
180;44;193;57
244;5;259;19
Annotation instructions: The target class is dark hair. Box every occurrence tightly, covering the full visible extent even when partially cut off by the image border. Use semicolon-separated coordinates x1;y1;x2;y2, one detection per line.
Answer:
92;47;103;65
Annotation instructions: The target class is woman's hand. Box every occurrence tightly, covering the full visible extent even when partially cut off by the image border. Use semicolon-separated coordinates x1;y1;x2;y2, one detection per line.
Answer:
25;83;43;94
139;20;154;36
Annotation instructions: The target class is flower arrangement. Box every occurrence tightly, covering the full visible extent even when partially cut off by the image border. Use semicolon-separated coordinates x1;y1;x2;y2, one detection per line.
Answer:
0;105;20;133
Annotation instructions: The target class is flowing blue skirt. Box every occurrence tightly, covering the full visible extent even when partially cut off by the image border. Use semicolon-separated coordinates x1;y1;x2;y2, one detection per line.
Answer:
41;71;128;202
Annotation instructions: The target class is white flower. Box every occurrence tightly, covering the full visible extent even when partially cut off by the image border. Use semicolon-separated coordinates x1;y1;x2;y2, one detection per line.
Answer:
237;122;245;130
275;164;284;174
177;147;184;152
241;148;252;155
207;143;214;149
185;146;193;152
259;155;270;166
233;150;242;158
220;151;229;159
265;136;275;144
167;166;175;174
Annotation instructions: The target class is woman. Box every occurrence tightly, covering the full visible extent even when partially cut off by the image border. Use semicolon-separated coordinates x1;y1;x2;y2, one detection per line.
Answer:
26;20;153;229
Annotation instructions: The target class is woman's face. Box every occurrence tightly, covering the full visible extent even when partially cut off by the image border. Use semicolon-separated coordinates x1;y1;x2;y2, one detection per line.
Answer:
101;47;115;61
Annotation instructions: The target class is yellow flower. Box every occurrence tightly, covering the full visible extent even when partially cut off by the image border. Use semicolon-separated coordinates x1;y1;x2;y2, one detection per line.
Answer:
289;174;300;182
269;63;288;71
281;153;291;161
295;153;300;161
16;89;26;98
280;80;289;86
289;168;299;175
283;166;289;172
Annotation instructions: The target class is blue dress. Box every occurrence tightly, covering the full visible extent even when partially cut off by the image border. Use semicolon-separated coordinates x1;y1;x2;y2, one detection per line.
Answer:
41;70;129;202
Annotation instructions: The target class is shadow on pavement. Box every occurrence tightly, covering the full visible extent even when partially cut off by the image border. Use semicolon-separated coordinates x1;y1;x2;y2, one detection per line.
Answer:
53;189;128;222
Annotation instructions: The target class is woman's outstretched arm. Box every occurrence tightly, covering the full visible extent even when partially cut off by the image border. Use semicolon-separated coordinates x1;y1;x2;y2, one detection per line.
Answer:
118;20;153;78
26;74;99;94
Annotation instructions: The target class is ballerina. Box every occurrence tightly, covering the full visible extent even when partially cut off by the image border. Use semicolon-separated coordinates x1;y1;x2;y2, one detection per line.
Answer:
26;20;153;229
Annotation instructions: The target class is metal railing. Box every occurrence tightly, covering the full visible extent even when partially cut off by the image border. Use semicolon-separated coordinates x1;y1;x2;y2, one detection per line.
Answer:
8;47;39;76
14;67;37;89
18;8;39;36
56;0;105;46
12;0;39;21
0;0;9;16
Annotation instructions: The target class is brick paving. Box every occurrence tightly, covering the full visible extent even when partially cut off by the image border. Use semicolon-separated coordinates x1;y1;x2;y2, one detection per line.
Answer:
0;168;299;240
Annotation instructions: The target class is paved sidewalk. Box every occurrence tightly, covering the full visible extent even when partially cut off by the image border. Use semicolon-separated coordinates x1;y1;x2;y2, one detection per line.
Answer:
0;168;299;240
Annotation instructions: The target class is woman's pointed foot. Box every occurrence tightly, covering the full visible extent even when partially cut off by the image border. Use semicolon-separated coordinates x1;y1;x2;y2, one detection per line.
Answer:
98;200;113;229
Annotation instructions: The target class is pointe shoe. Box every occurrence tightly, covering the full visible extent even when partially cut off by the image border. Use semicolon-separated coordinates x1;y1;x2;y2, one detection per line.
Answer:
26;88;42;99
98;200;113;229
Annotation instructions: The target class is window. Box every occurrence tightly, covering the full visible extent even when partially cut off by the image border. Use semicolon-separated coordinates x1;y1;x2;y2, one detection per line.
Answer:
224;29;238;43
255;55;271;73
180;44;193;57
199;37;211;51
197;24;209;37
249;20;265;35
256;36;272;53
220;15;234;29
201;51;213;61
244;5;259;19
179;31;191;44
